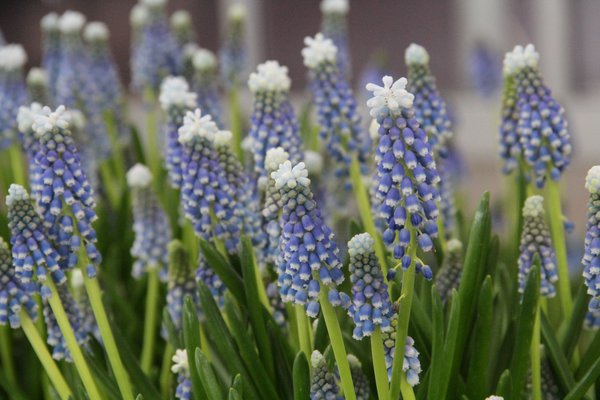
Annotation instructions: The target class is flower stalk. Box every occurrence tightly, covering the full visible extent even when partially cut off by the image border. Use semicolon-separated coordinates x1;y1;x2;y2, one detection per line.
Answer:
371;326;390;400
141;266;160;373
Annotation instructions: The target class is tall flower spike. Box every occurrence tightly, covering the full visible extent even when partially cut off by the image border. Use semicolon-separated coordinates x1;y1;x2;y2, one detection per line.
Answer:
248;60;303;183
166;240;199;328
504;44;571;187
381;316;421;385
6;184;66;298
469;42;501;98
582;166;600;313
70;269;99;341
0;44;28;149
310;350;339;399
262;147;290;265
219;3;246;88
127;164;172;280
17;102;44;198
303;33;369;195
320;0;351;79
40;13;61;100
159;76;197;188
0;237;38;329
170;10;195;48
31;105;101;278
130;0;182;93
272;160;349;317
518;195;558;297
366;75;439;279
171;348;192;400
26;68;51;105
347;354;371;400
192;48;222;126
347;233;393;339
435;238;463;302
266;281;287;328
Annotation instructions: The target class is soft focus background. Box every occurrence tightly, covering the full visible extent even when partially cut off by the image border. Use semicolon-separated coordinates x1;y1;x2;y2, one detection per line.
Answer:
0;0;597;238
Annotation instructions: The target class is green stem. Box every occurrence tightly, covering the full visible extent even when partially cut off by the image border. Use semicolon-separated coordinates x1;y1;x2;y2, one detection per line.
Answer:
390;223;417;400
227;88;244;161
437;201;447;253
252;249;271;312
400;376;417;400
159;343;173;399
143;88;161;181
318;290;356;400
531;304;542;400
545;180;572;317
295;305;312;359
45;279;103;399
99;161;121;208
102;110;127;182
200;323;210;361
141;267;161;374
0;325;18;390
371;327;390;400
8;142;26;186
20;310;73;400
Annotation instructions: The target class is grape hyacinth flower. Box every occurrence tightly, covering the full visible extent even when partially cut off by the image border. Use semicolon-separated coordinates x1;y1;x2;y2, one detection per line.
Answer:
166;240;198;328
70;269;99;341
0;237;38;329
159;76;197;188
503;44;571;188
16;103;44;198
381;316;421;385
366;75;440;279
348;354;371;400
272;160;348;317
310;350;339;399
469;42;501;98
248;60;303;184
40;13;61;100
266;281;287;328
171;349;192;400
347;233;393;339
170;10;195;49
435;238;463;302
130;0;182;94
219;3;246;88
582;166;600;313
192;48;222;126
127;164;172;280
262;147;290;265
0;44;28;149
320;0;351;79
518;195;558;297
26;68;51;105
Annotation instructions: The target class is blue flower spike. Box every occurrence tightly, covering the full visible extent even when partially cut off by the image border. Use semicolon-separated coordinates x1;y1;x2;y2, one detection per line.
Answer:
0;44;28;149
435;238;463;303
17;102;44;197
310;350;339;399
40;13;61;100
262;147;290;265
170;10;195;49
166;240;198;329
219;3;246;88
366;75;440;279
26;68;50;105
171;349;192;400
583;166;600;315
320;0;351;79
518;195;558;297
381;316;421;385
192;48;222;126
348;354;371;400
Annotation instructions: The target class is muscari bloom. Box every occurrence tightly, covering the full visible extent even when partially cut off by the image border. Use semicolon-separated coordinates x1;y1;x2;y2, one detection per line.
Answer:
405;43;455;235
262;147;290;265
159;76;197;188
347;233;393;339
26;68;51;105
17;103;44;198
469;42;501;98
127;164;172;280
172;349;191;400
266;281;287;328
0;44;28;149
347;354;371;400
382;316;421;385
0;237;38;329
166;240;199;328
502;44;571;188
582;166;600;315
219;3;246;88
302;33;368;191
31;105;101;278
130;0;182;94
40;13;62;100
367;75;440;279
70;269;99;341
310;350;339;399
192;48;222;126
435;238;463;303
170;10;195;49
248;60;303;184
518;195;557;297
272;160;349;317
320;0;351;79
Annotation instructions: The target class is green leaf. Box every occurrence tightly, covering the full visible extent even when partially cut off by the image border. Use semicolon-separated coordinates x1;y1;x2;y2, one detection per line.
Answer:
540;312;576;392
293;351;310;400
577;329;600;380
162;307;182;349
564;356;600;400
313;312;328;352
228;388;242;400
198;240;245;304
129;125;147;164
268;319;294;399
438;289;461;400
195;349;225;400
410;291;433;349
183;296;207;400
496;370;512;398
509;263;540;399
427;286;445;399
559;283;588;360
231;374;243;397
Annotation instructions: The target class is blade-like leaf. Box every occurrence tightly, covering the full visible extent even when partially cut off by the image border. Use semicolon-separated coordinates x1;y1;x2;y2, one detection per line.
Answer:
293;351;310;400
183;296;207;400
426;286;445;399
564;356;600;400
540;312;576;392
195;349;225;400
496;369;512;398
198;239;245;304
559;283;588;359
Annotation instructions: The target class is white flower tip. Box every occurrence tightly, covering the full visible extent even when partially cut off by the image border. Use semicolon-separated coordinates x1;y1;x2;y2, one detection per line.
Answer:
130;4;149;26
0;44;27;71
6;184;29;207
405;43;430;65
446;238;463;253
369;119;380;140
127;164;153;188
310;350;324;368
348;233;375;257
523;195;545;218
485;397;504;400
228;3;246;21
27;68;48;85
192;48;217;71
302;33;337;69
32;105;70;137
272;161;310;190
84;21;109;41
182;43;199;60
347;354;360;367
71;269;84;289
320;0;349;14
65;109;86;130
170;10;191;27
586;166;600;194
41;13;59;30
248;60;291;93
17;102;43;133
265;147;290;172
213;130;233;147
304;150;323;175
141;0;167;9
159;76;197;111
178;109;218;144
503;43;539;76
59;11;87;34
171;349;189;374
366;75;414;117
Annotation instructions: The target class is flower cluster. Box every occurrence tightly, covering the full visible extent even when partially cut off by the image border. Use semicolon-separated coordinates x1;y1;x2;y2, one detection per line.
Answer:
17;102;43;195
262;147;290;264
171;349;191;400
347;233;393;339
347;354;371;400
40;13;61;100
583;166;600;313
170;10;195;49
191;48;222;126
310;350;339;399
219;3;246;87
367;75;439;279
435;238;463;302
127;164;172;280
26;68;50;105
320;0;351;79
518;195;558;297
381;316;421;385
0;44;28;149
166;240;198;328
469;42;501;98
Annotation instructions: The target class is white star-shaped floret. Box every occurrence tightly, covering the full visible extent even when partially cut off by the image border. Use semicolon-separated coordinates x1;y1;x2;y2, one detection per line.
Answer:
193;48;217;71
59;11;86;34
178;109;219;144
304;150;323;175
228;3;246;21
32;105;70;137
27;68;48;86
213;130;233;147
320;0;349;14
127;163;153;188
159;76;197;111
65;109;86;131
522;195;545;218
348;233;375;258
6;184;29;207
130;4;149;27
141;0;167;10
586;166;600;194
17;102;43;133
171;349;189;374
302;33;337;69
41;12;59;31
272;160;310;190
265;147;289;172
248;60;291;93
170;10;191;27
83;21;109;42
503;44;539;76
404;43;430;65
366;76;414;117
0;44;27;71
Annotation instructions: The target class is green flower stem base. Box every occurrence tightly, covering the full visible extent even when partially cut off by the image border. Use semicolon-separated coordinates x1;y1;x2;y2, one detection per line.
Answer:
160;343;173;399
371;327;391;400
141;267;161;374
0;325;17;390
295;304;312;360
46;279;103;399
20;310;73;400
545;180;572;317
319;290;356;400
531;304;542;400
143;88;161;183
227;88;244;161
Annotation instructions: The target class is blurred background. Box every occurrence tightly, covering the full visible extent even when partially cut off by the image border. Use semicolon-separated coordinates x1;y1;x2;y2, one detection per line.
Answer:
0;0;598;234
